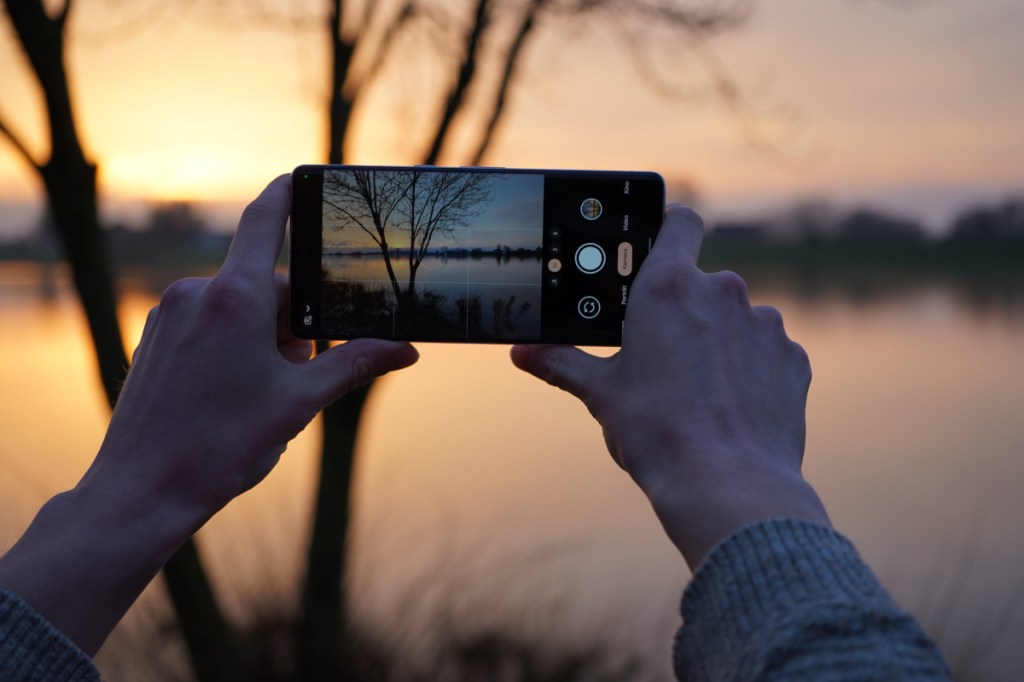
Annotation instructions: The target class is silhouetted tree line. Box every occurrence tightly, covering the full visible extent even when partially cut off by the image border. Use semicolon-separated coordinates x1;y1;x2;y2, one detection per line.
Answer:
696;198;1024;314
700;198;1024;269
0;202;232;266
325;246;543;259
105;203;232;266
3;197;1022;268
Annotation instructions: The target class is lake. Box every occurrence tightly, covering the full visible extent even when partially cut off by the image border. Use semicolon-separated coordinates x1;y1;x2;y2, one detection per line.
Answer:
1;262;1022;679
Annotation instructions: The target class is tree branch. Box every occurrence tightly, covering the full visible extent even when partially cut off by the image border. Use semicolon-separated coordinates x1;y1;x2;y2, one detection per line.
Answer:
73;1;175;48
55;0;73;30
581;0;819;168
0;114;39;171
346;0;418;95
629;0;751;33
469;0;545;165
357;0;376;35
421;0;492;165
609;6;713;102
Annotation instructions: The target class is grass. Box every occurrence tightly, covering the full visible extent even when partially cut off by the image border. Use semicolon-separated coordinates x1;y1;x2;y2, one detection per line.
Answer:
320;278;537;340
95;550;651;682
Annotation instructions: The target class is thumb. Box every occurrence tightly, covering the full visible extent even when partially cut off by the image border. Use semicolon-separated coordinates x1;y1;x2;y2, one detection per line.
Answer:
298;339;419;407
510;345;605;404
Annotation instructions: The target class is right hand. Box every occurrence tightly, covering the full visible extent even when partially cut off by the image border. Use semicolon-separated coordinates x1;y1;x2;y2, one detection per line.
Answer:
511;205;830;571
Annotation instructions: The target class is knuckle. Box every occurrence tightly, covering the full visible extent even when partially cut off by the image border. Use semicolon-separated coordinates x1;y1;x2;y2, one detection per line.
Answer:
350;355;373;388
159;277;207;308
754;305;785;330
668;205;705;231
639;259;701;304
144;304;160;327
324;354;373;405
201;274;251;319
239;195;274;226
539;348;565;386
706;270;750;306
580;363;620;421
788;339;812;385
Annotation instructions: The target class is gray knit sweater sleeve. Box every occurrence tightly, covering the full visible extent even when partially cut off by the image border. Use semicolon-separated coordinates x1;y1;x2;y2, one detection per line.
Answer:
0;587;99;682
673;518;952;681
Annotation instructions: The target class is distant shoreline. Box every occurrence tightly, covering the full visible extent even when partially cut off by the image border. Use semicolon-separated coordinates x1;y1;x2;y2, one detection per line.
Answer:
323;247;543;259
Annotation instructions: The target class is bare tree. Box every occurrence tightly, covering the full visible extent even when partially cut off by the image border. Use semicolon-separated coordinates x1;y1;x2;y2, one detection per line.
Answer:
401;170;493;300
323;168;493;303
0;2;241;681
298;1;753;678
3;1;762;678
0;0;125;404
323;169;410;304
168;5;755;673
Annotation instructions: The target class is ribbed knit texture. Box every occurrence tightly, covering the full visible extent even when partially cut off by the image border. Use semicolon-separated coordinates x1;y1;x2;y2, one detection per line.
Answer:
0;587;99;681
673;518;952;681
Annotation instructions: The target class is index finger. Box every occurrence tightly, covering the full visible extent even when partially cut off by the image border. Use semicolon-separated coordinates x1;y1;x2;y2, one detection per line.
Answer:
221;174;292;280
645;204;705;271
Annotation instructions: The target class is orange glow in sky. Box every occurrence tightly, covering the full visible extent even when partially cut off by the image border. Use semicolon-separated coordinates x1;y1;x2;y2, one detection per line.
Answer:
1;1;1023;231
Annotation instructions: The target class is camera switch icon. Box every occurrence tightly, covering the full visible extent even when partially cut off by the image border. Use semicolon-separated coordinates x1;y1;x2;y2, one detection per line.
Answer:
577;296;601;320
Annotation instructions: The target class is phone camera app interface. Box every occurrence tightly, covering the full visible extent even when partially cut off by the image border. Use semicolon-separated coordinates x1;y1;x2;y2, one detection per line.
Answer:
540;174;662;344
310;167;661;343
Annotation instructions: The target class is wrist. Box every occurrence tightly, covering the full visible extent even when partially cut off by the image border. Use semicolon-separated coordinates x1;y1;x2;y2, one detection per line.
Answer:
85;430;226;533
0;474;208;655
643;461;830;572
69;470;210;551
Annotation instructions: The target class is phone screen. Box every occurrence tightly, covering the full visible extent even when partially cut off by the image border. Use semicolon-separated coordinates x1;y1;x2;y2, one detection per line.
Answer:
291;165;664;345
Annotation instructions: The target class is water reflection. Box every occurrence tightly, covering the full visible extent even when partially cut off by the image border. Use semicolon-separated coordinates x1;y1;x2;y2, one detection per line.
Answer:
738;265;1024;326
323;252;544;285
1;261;1022;679
322;254;544;340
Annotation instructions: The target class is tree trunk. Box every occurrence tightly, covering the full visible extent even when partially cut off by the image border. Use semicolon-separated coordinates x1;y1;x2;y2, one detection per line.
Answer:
296;1;370;677
38;159;125;406
298;377;371;679
407;263;419;307
2;3;234;681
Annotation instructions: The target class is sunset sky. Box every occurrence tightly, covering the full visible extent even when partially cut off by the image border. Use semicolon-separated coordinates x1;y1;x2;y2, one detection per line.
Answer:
1;0;1022;237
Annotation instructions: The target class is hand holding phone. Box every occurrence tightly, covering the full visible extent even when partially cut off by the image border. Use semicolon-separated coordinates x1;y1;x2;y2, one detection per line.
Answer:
290;165;665;345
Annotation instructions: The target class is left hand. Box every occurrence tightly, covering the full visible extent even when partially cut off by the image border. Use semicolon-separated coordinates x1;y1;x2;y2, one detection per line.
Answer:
0;175;419;657
84;174;420;521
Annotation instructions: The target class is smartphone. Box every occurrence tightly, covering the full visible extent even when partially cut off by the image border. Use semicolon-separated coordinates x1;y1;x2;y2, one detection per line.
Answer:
290;164;664;345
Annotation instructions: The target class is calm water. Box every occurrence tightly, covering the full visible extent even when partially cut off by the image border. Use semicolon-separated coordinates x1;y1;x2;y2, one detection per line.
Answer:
1;262;1023;679
323;252;543;286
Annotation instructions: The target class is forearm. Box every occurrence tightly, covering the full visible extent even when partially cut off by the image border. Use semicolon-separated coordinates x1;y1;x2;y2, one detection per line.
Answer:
0;476;206;655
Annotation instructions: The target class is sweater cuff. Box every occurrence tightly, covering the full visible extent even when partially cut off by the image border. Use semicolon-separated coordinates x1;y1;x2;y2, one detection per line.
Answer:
674;518;906;680
0;587;99;682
